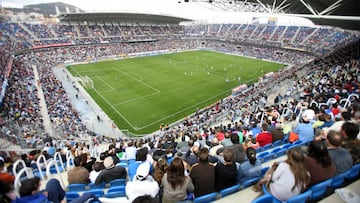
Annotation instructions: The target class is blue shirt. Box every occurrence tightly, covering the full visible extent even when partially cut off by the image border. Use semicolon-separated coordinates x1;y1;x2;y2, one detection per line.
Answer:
237;159;262;184
294;122;314;143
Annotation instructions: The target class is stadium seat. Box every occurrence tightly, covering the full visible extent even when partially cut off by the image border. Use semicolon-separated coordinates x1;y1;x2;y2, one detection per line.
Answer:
272;140;282;148
35;154;48;180
262;143;272;151
286;189;312;203
116;162;128;168
219;184;240;198
262;153;275;163
240;177;260;189
308;179;332;201
251;194;273;203
109;178;126;187
257;151;269;163
329;171;350;189
67;183;87;192
89;182;106;190
292;140;302;145
83;189;105;198
105;186;126;198
194;192;218;203
346;163;360;180
65;192;80;202
13;159;27;176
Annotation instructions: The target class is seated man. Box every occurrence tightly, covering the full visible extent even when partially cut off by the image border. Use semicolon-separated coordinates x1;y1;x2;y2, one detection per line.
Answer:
95;156;127;185
67;156;90;184
126;162;159;202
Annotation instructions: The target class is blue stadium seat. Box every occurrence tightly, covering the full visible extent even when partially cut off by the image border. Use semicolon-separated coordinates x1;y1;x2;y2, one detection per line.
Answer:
219;184;240;198
257;152;269;163
109;178;126;187
251;194;274;203
194;192;218;203
346;163;360;180
272;140;282;148
67;183;87;192
240;177;260;189
83;189;104;198
329;171;350;189
308;179;331;201
65;192;80;202
88;182;106;190
286;189;312;203
105;186;126;198
262;153;275;163
262;143;272;151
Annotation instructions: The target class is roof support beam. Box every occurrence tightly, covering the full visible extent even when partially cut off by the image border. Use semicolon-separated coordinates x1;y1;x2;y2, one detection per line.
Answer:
299;0;318;15
255;0;271;13
319;0;343;16
273;0;290;13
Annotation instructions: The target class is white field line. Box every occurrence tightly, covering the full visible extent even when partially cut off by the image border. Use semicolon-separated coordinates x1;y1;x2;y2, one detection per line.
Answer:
96;76;115;90
111;67;160;93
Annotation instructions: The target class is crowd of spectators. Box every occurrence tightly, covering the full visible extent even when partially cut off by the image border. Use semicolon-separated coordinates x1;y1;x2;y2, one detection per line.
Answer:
0;19;359;202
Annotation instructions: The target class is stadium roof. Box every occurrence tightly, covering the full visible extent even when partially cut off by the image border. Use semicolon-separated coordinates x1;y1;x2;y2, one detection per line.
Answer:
194;0;360;30
58;12;193;24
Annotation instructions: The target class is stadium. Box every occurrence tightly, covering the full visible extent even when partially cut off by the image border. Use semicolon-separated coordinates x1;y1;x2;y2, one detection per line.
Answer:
0;0;359;202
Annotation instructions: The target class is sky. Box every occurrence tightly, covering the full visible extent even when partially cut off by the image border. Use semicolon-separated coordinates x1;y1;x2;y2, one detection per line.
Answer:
1;0;211;15
0;0;244;22
0;0;315;25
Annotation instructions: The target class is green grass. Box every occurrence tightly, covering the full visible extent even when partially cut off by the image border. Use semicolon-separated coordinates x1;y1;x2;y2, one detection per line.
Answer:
67;50;284;135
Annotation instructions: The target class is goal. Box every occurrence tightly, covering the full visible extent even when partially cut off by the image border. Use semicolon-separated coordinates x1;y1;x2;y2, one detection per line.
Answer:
80;76;94;89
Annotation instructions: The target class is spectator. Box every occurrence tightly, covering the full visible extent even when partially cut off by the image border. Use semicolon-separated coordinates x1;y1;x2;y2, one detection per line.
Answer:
0;180;16;203
161;157;194;203
263;148;310;201
190;147;216;198
304;140;336;186
13;177;65;203
271;123;285;142
237;147;262;184
341;122;360;164
126;162;160;202
152;158;168;186
217;133;246;163
256;123;273;147
67;155;90;184
89;162;104;183
294;110;315;143
215;148;237;191
95;156;127;185
326;130;353;174
0;160;15;184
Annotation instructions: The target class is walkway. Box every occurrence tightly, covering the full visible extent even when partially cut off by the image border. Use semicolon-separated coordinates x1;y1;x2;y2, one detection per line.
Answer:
52;66;125;139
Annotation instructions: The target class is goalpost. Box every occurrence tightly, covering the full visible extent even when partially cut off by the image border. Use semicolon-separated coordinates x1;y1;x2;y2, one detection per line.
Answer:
80;76;94;89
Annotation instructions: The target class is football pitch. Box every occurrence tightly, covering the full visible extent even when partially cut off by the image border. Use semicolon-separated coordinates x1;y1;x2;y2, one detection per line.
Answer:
67;50;284;135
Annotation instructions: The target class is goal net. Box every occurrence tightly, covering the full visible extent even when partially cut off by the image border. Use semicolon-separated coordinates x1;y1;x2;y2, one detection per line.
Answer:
80;76;94;89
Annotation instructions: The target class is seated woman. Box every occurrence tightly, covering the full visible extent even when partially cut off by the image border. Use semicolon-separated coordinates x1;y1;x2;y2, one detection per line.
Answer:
259;148;310;201
237;147;262;184
161;157;194;203
304;140;336;186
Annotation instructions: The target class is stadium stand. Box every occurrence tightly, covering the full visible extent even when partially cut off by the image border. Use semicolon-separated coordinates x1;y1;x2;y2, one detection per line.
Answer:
0;4;359;203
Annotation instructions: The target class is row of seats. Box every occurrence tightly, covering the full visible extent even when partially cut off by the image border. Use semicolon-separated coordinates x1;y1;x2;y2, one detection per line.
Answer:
252;163;360;203
67;178;126;192
257;140;304;163
66;185;126;201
